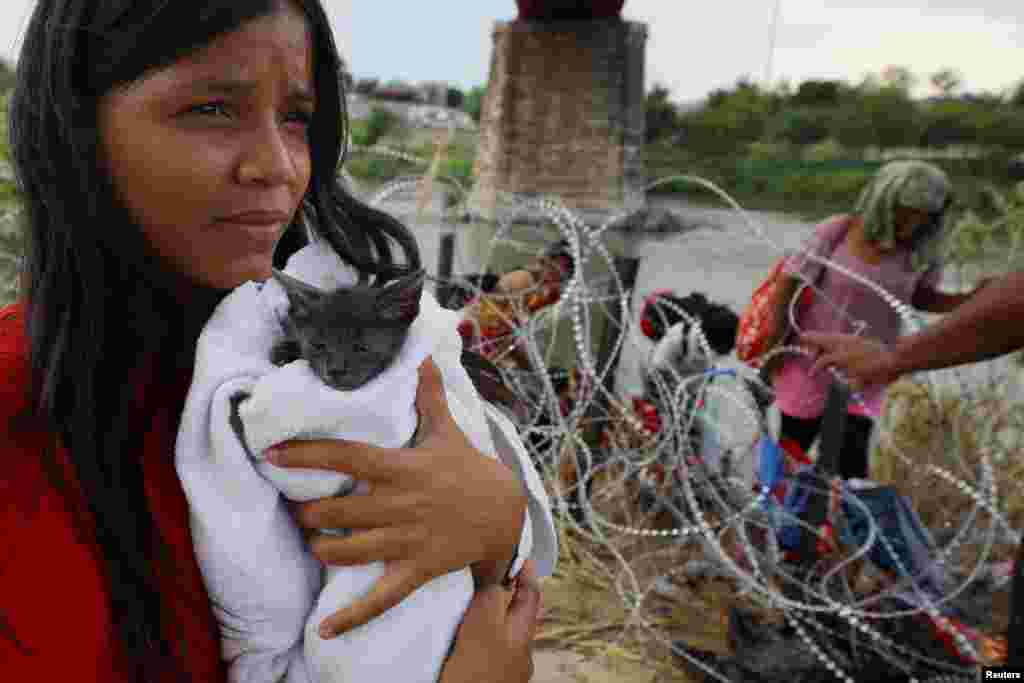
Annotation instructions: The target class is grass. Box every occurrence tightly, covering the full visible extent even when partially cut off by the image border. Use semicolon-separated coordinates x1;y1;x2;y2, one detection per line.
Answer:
876;378;1024;565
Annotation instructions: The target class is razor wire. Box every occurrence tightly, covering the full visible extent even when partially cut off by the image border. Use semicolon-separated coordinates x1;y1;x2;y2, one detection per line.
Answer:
354;147;1018;681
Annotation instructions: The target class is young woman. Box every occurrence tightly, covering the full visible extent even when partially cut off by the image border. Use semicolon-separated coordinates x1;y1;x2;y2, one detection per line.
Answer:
638;291;763;480
0;2;549;681
766;160;990;479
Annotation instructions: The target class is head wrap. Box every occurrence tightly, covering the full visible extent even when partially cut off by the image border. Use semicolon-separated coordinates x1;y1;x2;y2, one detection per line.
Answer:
853;160;952;270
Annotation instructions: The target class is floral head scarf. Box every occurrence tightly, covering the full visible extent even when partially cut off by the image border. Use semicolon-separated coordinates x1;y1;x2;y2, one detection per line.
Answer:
853;160;952;270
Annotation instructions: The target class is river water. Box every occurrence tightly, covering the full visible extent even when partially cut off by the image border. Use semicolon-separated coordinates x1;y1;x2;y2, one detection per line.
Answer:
381;192;1020;403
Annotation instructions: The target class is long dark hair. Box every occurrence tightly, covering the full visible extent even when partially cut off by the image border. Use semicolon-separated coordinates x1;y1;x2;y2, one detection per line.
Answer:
8;0;417;678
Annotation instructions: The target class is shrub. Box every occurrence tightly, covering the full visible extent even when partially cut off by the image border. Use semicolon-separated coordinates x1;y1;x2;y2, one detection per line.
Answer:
802;138;847;162
349;120;372;148
769;108;830;146
918;101;979;148
776;168;873;204
365;106;399;146
343;156;406;183
464;86;486;124
747;141;792;160
442;157;474;185
945;182;1024;269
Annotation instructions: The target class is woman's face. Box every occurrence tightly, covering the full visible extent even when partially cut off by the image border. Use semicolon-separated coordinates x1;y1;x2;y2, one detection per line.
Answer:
893;205;931;244
98;2;315;290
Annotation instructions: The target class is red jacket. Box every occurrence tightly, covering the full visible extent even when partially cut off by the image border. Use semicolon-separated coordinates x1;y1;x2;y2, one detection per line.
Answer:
0;303;226;681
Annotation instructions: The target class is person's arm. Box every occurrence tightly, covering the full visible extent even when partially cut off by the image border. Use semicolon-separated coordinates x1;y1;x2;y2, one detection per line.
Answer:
496;269;536;298
910;278;993;314
890;271;1024;373
805;271;1024;387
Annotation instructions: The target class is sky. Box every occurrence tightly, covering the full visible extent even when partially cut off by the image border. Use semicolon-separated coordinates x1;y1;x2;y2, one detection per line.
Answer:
0;1;1021;103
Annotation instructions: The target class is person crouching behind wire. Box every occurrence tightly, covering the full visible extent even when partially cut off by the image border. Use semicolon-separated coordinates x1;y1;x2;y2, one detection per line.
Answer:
639;291;768;482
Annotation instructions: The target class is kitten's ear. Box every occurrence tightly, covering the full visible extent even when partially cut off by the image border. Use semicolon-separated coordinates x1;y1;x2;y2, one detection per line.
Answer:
378;269;425;322
272;269;324;317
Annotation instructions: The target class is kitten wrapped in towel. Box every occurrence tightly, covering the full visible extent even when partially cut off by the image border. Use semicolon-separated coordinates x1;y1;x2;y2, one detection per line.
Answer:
175;240;552;683
230;266;477;683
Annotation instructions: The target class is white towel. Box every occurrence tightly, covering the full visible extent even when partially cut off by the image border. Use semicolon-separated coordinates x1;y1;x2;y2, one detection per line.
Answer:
175;240;557;683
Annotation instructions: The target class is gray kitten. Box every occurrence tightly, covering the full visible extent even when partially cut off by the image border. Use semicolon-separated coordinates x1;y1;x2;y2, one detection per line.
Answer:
229;266;521;464
228;269;425;469
268;268;425;390
267;267;517;406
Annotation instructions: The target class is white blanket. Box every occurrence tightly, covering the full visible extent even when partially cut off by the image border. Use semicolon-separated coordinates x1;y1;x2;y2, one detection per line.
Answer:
175;240;557;683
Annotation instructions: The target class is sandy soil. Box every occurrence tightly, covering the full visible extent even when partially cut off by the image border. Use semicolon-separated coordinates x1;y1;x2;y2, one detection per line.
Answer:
533;648;666;683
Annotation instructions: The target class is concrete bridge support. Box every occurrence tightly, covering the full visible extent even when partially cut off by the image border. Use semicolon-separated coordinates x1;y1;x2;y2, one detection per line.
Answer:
470;18;647;220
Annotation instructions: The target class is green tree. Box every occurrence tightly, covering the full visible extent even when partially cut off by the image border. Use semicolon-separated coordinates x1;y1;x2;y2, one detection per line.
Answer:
364;106;399;145
829;102;877;149
919;100;978;147
644;84;678;143
791;79;843;108
829;81;920;149
770;108;830;145
1010;80;1024;108
685;78;777;152
0;61;14;96
446;87;464;109
929;68;962;98
977;109;1024;151
463;85;486;124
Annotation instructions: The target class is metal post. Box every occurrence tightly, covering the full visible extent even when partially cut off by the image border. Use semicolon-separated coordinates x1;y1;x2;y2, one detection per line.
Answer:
435;191;458;308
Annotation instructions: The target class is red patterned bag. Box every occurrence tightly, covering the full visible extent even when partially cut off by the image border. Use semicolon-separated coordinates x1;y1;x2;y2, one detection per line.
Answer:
735;259;813;364
736;216;853;365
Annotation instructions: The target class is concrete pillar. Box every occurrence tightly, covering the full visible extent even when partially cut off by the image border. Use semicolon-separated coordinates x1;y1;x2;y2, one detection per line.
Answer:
469;18;647;220
463;17;648;392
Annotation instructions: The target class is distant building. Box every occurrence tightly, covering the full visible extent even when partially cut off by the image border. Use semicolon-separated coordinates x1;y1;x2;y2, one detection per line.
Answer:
418;82;450;107
375;80;419;103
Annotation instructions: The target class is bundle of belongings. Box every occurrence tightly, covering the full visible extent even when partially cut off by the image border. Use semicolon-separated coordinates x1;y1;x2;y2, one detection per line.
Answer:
683;382;1008;680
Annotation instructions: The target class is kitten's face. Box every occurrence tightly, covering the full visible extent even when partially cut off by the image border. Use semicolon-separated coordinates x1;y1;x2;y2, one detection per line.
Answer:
299;313;408;390
274;269;424;391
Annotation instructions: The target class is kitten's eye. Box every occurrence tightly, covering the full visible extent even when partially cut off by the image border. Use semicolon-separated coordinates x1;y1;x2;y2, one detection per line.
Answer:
353;342;371;354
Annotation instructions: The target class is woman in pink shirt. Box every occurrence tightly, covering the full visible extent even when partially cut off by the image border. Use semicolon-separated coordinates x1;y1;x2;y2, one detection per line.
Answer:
766;161;990;479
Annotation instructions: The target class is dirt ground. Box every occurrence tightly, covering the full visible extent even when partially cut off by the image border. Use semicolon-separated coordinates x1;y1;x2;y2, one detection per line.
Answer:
526;492;769;683
527;426;1016;682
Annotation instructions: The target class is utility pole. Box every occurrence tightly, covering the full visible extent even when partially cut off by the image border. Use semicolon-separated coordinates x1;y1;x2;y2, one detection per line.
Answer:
764;0;782;88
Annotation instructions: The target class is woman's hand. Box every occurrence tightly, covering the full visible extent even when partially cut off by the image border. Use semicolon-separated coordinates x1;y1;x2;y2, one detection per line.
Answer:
440;560;543;683
801;332;900;391
266;358;528;638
